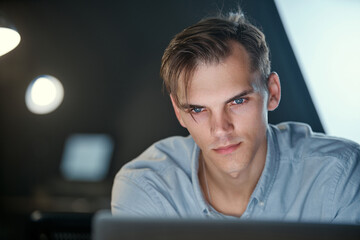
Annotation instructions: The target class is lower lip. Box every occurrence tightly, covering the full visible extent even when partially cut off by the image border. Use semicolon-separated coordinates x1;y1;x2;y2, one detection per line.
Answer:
213;143;241;155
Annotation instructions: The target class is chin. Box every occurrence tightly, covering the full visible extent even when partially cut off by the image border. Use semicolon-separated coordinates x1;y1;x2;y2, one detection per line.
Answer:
228;171;242;178
222;163;248;177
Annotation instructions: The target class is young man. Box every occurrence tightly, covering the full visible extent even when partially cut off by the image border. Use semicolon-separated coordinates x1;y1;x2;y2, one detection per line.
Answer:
111;10;360;223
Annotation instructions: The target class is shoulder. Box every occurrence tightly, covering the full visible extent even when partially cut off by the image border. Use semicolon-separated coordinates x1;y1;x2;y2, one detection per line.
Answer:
113;135;198;196
269;121;360;184
120;135;197;175
270;121;360;162
111;135;199;216
268;122;360;223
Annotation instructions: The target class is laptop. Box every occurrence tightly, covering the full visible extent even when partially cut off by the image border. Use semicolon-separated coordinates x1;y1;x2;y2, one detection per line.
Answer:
92;210;360;240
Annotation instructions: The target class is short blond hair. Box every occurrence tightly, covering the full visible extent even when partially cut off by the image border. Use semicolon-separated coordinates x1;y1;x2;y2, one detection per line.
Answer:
160;9;270;106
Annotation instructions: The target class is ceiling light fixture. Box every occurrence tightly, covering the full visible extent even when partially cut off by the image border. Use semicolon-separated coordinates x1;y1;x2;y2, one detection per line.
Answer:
0;12;21;57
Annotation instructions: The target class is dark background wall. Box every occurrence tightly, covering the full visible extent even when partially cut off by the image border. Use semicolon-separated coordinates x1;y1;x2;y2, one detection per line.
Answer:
0;0;322;237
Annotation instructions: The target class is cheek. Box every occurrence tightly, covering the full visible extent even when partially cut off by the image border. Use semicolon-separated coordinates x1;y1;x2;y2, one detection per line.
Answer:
191;112;209;123
230;100;265;120
181;111;205;125
182;117;210;145
232;102;268;133
180;111;210;132
188;128;210;151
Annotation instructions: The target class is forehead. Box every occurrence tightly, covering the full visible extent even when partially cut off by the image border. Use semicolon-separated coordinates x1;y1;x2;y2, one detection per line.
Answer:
177;42;259;103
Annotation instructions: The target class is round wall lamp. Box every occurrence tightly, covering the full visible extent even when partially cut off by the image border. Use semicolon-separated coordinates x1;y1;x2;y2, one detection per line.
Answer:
0;12;21;57
25;75;64;115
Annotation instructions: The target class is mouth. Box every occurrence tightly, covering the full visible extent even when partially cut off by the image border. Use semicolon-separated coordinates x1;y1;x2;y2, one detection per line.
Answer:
213;142;241;155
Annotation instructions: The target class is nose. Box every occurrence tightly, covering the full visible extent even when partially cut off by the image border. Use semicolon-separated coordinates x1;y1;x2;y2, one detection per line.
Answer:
210;109;234;137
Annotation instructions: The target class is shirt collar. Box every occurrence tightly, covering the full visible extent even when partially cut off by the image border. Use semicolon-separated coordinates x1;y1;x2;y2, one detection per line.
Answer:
250;125;280;206
190;139;211;214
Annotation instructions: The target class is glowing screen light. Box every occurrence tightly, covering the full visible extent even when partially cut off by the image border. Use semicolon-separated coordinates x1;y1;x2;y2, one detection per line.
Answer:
60;134;114;182
0;27;21;56
25;75;64;114
275;0;360;143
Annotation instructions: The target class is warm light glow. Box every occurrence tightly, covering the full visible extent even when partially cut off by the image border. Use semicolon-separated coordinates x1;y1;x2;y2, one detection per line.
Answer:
31;77;57;106
25;75;64;114
0;27;21;56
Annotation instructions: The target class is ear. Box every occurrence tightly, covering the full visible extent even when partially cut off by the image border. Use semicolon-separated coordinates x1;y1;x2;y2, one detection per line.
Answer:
170;94;186;128
267;72;281;111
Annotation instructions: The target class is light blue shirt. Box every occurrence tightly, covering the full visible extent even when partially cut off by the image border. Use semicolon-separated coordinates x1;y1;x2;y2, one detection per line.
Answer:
111;122;360;224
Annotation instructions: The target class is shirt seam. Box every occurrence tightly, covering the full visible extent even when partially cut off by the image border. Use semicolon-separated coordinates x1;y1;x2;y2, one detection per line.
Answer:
262;125;281;204
301;139;358;161
330;150;359;221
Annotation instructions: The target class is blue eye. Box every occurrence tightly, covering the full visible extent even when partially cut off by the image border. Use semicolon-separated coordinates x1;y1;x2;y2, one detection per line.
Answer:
192;107;204;113
233;98;245;104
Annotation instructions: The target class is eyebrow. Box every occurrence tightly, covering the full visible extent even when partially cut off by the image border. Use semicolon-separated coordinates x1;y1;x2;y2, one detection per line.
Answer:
225;89;254;103
179;88;255;110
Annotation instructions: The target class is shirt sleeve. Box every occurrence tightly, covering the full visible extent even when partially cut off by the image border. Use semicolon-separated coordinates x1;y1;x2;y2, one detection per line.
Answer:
111;175;166;217
332;148;360;225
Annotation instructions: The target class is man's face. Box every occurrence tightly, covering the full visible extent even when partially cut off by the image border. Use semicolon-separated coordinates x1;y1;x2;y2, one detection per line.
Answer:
171;42;280;179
